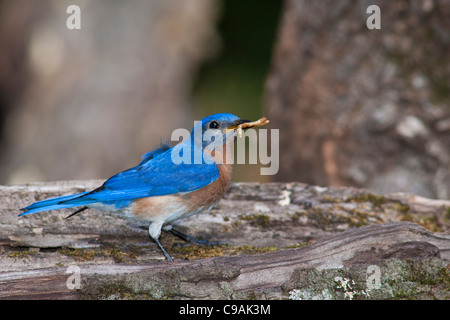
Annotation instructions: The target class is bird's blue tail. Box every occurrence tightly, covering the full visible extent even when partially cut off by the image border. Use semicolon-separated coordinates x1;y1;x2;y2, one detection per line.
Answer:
19;191;91;216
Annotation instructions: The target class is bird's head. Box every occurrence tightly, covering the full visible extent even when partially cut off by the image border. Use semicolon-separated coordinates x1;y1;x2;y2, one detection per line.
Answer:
190;113;253;150
181;113;269;164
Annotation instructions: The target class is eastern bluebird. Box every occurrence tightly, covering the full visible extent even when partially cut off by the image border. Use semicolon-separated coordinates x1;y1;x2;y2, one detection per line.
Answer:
20;113;269;261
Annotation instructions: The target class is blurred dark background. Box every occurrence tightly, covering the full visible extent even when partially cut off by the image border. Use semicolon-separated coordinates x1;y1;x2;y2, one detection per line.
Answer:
193;0;281;120
0;0;449;199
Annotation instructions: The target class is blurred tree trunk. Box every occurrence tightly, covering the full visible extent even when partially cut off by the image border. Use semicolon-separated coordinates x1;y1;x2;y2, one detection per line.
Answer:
265;0;450;199
0;0;220;184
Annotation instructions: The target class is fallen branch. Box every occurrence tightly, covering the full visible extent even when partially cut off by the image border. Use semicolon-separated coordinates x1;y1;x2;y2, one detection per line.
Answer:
0;181;448;299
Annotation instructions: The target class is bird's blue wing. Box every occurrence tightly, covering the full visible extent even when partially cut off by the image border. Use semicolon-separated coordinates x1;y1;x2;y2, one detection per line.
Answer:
60;143;219;205
19;140;219;216
138;142;171;165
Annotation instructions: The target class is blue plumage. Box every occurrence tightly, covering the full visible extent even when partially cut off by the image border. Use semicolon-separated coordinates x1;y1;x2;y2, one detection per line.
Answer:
20;134;219;214
19;192;91;216
19;113;254;261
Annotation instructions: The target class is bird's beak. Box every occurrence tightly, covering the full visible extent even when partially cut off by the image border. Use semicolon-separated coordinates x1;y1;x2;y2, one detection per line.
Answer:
225;119;252;131
223;117;270;137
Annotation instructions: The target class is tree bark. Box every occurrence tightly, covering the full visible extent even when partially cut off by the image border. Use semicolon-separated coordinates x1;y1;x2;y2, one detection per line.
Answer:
0;180;449;299
265;0;450;199
1;221;448;300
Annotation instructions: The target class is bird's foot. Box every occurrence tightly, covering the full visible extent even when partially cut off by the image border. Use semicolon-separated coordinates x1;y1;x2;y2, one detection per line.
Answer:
168;228;228;247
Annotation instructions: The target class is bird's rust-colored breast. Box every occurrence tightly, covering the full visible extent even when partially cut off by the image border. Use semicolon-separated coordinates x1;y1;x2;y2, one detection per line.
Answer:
182;163;233;211
130;163;232;219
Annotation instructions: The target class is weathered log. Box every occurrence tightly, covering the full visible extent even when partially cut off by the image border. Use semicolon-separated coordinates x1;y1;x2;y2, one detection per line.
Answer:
0;180;449;299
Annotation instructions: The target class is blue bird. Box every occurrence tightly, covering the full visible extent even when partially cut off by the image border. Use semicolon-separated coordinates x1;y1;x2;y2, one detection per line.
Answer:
20;113;269;261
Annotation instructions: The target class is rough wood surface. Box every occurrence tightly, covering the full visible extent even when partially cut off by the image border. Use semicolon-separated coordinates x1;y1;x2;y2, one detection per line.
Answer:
0;180;449;299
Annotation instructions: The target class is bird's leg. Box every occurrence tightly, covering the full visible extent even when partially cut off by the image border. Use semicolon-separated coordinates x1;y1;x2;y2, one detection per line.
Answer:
149;222;174;261
167;227;227;247
154;238;174;262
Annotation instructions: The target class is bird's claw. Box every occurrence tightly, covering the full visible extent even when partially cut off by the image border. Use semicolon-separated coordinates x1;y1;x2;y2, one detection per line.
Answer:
167;228;227;247
172;239;228;248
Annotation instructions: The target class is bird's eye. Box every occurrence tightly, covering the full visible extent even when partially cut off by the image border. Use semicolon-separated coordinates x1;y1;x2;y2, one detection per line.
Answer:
209;121;219;129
